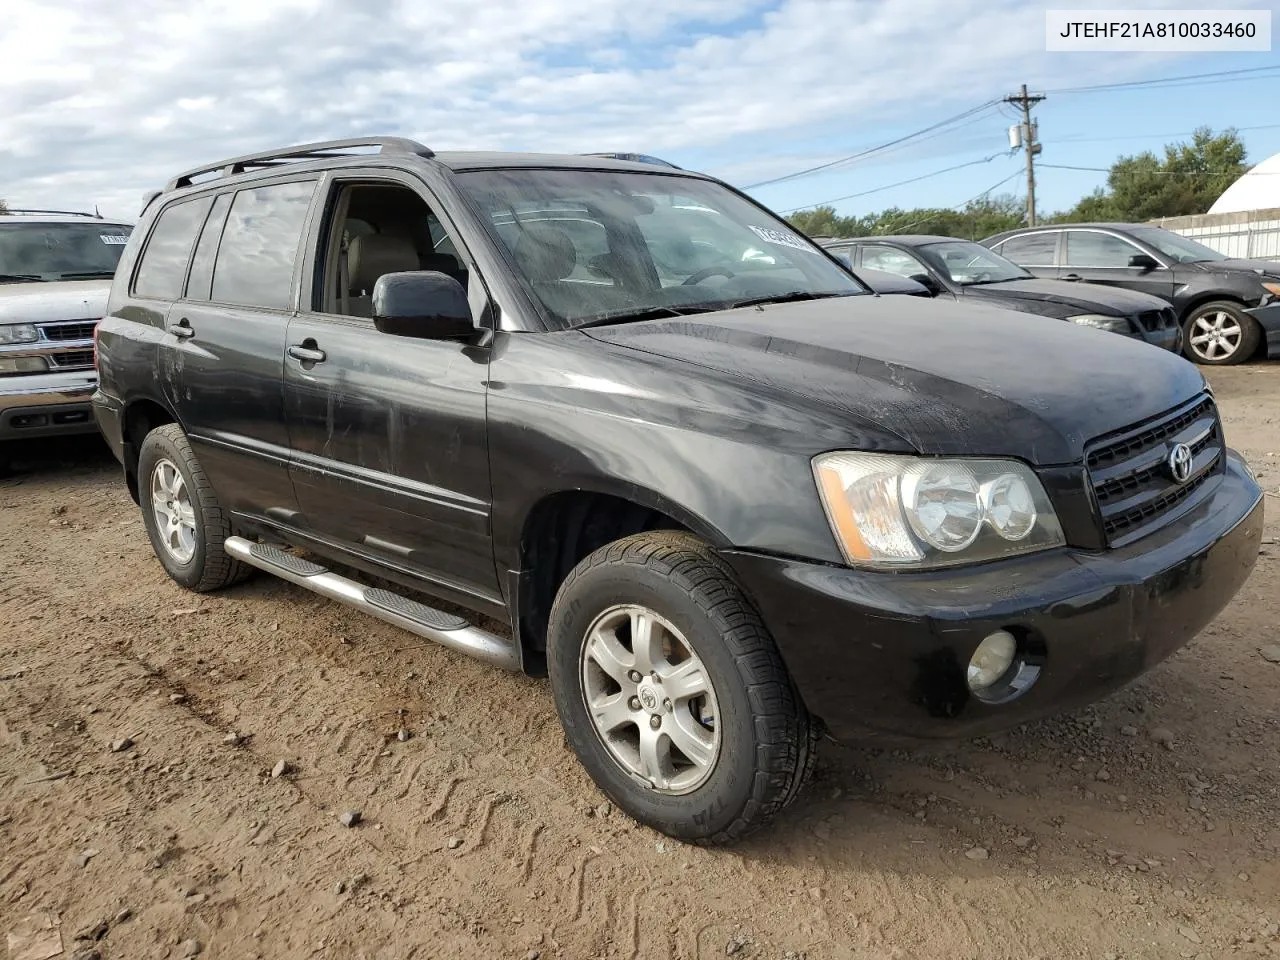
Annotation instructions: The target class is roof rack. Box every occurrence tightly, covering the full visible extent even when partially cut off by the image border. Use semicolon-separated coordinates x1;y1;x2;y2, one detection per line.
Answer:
581;152;681;170
3;208;103;219
164;137;435;192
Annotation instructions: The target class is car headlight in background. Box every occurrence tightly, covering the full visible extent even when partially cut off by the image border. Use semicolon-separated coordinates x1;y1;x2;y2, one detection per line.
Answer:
0;323;39;345
813;453;1065;568
0;356;49;374
1067;314;1132;335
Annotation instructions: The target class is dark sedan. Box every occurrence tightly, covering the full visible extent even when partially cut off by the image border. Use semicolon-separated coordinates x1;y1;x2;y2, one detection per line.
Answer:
820;236;1182;352
983;223;1280;365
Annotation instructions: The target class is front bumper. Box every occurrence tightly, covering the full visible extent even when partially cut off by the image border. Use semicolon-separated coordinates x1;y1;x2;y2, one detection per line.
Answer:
724;452;1263;742
0;371;99;440
1246;301;1280;358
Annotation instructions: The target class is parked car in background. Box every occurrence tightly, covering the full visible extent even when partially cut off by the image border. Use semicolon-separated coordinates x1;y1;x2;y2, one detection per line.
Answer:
820;235;1182;352
95;138;1262;843
817;243;932;297
0;210;133;473
983;223;1280;366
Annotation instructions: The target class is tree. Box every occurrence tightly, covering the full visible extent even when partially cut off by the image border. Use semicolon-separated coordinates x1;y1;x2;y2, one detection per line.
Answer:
1052;127;1248;222
788;194;1024;239
0;198;9;215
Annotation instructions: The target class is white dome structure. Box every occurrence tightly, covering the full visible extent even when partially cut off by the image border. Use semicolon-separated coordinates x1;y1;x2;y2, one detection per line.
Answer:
1209;151;1280;214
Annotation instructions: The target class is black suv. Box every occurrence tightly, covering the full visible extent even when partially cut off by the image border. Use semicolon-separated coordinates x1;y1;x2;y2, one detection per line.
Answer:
94;138;1264;843
984;223;1280;365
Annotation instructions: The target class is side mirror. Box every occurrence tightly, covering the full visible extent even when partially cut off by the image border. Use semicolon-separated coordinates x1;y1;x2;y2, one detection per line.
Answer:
907;272;940;295
372;271;474;340
1128;253;1159;271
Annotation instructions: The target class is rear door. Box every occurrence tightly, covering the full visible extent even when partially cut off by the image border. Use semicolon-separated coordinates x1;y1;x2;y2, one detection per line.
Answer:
281;172;500;606
1061;229;1176;300
161;178;318;521
991;231;1060;279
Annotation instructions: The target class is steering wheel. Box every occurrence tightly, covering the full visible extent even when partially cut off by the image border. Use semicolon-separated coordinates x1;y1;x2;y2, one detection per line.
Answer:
682;266;736;285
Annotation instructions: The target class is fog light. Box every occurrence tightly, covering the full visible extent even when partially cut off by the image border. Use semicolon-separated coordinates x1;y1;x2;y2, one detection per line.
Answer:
968;630;1017;691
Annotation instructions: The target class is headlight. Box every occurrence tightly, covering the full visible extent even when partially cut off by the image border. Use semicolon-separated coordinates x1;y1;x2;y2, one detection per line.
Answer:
1067;314;1132;335
1261;281;1280;298
813;453;1065;568
0;323;39;345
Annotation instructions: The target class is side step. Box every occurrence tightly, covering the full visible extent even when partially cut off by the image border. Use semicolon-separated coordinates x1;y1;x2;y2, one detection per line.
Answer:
224;537;520;671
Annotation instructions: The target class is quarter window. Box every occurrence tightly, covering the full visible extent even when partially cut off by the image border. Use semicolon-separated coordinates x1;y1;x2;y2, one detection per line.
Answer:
1064;231;1143;268
134;197;213;300
185;193;232;301
997;233;1057;266
212;180;316;310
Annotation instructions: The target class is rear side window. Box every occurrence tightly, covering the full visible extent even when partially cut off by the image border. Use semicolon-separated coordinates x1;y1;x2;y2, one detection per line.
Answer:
998;233;1056;266
134;197;213;300
185;193;232;301
212;180;316;309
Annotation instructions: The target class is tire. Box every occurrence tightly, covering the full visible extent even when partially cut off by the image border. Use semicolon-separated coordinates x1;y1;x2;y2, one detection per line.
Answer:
547;531;817;844
137;423;251;592
1182;300;1260;365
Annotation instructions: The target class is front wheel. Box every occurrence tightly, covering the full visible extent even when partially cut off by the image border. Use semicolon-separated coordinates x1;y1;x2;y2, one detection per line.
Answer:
547;531;817;843
1183;301;1260;365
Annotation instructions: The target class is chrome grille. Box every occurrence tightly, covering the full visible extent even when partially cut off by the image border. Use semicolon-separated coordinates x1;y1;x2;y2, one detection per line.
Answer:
39;320;98;342
1086;395;1223;545
47;349;95;369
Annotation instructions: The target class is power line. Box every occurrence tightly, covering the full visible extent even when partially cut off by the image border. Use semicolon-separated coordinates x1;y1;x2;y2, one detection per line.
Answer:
780;151;1014;214
1048;65;1280;95
1057;122;1280;145
1040;162;1268;175
743;100;1000;190
873;167;1023;234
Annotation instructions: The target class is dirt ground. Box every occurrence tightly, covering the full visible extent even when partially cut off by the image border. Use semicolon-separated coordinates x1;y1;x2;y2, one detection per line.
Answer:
2;366;1278;960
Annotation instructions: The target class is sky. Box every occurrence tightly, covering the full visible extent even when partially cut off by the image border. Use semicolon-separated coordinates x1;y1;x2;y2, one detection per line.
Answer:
1;0;1277;223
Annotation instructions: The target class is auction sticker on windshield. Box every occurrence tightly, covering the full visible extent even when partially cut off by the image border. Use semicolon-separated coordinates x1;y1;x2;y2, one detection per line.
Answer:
748;225;815;253
100;235;129;244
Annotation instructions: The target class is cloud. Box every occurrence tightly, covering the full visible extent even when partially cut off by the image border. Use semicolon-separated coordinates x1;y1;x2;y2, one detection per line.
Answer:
1;0;1188;220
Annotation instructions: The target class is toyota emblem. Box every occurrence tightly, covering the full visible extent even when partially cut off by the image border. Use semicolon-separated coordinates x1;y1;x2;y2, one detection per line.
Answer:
1167;442;1193;484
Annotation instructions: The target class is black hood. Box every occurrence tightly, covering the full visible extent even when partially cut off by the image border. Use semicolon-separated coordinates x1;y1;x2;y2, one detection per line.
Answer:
959;278;1168;318
584;296;1205;466
1197;257;1280;279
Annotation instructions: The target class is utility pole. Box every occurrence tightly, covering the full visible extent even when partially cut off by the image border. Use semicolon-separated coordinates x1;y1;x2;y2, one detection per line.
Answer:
1005;84;1045;226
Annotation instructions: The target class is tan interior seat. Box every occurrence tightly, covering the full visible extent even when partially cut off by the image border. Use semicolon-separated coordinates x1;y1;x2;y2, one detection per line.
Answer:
346;233;421;317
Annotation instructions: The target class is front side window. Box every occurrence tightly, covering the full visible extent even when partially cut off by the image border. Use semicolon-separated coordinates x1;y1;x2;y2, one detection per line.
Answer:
134;199;211;300
1064;231;1143;268
212;180;316;310
997;232;1057;267
1126;227;1224;263
918;241;1031;285
859;245;928;278
0;221;133;283
458;170;863;327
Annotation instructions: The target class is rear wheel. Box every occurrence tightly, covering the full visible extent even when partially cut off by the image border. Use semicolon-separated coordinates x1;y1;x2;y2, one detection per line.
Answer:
137;423;250;591
547;531;817;843
1183;301;1260;365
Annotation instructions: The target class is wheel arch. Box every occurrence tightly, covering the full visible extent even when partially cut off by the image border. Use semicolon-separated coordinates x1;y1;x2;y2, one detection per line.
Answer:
120;395;182;503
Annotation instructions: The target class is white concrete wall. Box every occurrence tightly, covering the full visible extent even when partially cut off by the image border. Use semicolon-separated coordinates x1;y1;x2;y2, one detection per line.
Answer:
1150;208;1280;259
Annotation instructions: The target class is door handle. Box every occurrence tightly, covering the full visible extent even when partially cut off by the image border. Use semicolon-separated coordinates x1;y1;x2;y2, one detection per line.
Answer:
172;318;195;338
288;343;327;364
1061;273;1082;282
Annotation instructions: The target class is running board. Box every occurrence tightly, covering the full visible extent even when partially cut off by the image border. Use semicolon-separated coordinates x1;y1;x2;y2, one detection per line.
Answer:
224;537;520;671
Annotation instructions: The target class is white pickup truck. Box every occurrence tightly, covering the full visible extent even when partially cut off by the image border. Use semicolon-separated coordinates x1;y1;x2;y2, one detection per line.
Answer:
0;211;133;472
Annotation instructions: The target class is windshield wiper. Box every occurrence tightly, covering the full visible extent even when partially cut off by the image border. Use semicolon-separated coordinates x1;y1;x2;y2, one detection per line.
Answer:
720;291;854;310
574;304;720;328
0;273;44;282
58;271;116;280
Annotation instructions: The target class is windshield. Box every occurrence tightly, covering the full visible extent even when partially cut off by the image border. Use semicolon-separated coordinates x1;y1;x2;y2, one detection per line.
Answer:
1127;226;1227;263
919;240;1031;285
458;169;864;327
0;221;132;281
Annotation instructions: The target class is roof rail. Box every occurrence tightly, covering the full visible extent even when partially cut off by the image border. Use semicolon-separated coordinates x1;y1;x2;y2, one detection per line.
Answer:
581;152;681;170
2;208;103;219
163;137;435;192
